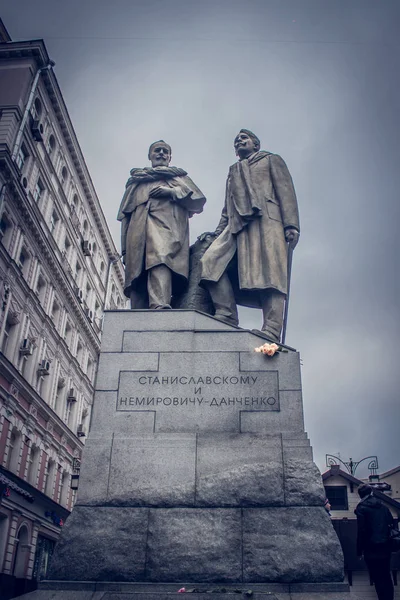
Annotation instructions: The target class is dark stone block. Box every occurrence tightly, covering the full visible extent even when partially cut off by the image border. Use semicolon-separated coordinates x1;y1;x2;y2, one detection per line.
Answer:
243;507;344;583
284;457;326;506
196;434;284;507
48;507;148;581
146;509;242;582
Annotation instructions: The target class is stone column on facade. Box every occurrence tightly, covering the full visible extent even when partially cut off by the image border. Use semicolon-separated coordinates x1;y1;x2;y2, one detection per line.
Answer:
49;359;60;411
26;519;41;579
2;509;22;574
53;464;62;504
37;447;48;493
6;415;23;474
0;281;12;347
0;414;11;465
18;434;30;480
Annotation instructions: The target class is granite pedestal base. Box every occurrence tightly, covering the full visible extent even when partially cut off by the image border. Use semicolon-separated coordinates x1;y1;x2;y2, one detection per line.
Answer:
33;311;346;594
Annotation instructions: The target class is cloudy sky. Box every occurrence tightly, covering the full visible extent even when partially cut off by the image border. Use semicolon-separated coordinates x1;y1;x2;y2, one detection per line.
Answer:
3;0;399;477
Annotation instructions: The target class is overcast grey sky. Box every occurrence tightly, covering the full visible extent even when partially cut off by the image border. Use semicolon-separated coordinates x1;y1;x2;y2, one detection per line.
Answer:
2;0;400;477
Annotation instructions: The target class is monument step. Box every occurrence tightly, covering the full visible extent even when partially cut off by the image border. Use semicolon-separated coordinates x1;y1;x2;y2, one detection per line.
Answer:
16;581;361;600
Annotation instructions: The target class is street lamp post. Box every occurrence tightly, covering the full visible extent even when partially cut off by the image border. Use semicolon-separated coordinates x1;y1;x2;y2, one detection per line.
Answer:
326;454;379;478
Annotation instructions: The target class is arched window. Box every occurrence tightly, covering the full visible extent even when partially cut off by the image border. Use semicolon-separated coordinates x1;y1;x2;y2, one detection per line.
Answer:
60;166;68;187
82;219;88;235
46;134;55;155
13;525;30;578
72;194;79;212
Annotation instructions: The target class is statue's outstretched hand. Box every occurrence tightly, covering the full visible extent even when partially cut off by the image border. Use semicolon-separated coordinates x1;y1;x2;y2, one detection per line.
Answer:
198;232;217;243
285;228;299;249
149;185;176;200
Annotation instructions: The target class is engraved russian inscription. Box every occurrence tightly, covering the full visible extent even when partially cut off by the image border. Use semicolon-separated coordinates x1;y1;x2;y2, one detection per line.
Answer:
117;370;279;412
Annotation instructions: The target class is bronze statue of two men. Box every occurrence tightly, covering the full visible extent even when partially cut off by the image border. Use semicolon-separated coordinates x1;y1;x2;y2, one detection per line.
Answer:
117;130;300;342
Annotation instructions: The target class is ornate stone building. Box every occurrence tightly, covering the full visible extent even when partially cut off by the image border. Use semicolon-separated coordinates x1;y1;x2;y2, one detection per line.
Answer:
0;19;125;598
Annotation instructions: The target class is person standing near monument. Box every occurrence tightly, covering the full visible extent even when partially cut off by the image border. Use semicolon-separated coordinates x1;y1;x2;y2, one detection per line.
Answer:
118;141;206;308
200;129;300;342
355;483;394;600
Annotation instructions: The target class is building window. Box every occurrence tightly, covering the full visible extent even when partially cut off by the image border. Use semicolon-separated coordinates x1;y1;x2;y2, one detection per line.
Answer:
85;282;92;304
0;213;10;237
31;97;42;120
16;146;27;171
325;486;349;510
62;235;71;261
36;272;47;304
65;399;74;427
51;299;60;329
54;378;65;417
18;246;27;269
75;261;82;285
76;340;83;365
33;535;55;582
60;166;68;187
0;213;13;250
50;209;59;234
87;355;93;380
1;316;15;355
46;134;55;155
18;245;31;278
33;179;44;203
64;319;73;347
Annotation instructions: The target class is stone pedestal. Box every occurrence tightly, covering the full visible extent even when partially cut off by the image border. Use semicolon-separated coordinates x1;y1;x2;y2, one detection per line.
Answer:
19;311;355;599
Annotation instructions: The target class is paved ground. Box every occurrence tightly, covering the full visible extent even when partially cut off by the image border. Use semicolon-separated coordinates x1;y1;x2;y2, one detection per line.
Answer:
348;572;400;599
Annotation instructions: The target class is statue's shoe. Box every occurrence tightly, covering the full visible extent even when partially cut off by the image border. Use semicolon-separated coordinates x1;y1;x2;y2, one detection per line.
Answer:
213;312;239;327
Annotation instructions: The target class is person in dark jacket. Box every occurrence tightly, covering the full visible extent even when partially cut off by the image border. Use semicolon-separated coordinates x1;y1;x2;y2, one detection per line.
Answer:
355;483;394;600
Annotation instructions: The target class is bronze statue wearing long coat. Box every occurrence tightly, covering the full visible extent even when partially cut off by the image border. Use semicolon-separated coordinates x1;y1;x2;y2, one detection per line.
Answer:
118;165;206;302
201;151;299;308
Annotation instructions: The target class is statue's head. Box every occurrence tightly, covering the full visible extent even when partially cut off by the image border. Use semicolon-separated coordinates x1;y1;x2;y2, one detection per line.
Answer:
148;140;172;167
234;129;260;159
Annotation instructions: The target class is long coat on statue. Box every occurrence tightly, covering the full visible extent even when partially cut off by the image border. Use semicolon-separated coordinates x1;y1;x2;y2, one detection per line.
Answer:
200;151;299;309
117;166;206;299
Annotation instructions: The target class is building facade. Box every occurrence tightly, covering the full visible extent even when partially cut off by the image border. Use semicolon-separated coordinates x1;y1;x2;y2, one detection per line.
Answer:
0;20;125;598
